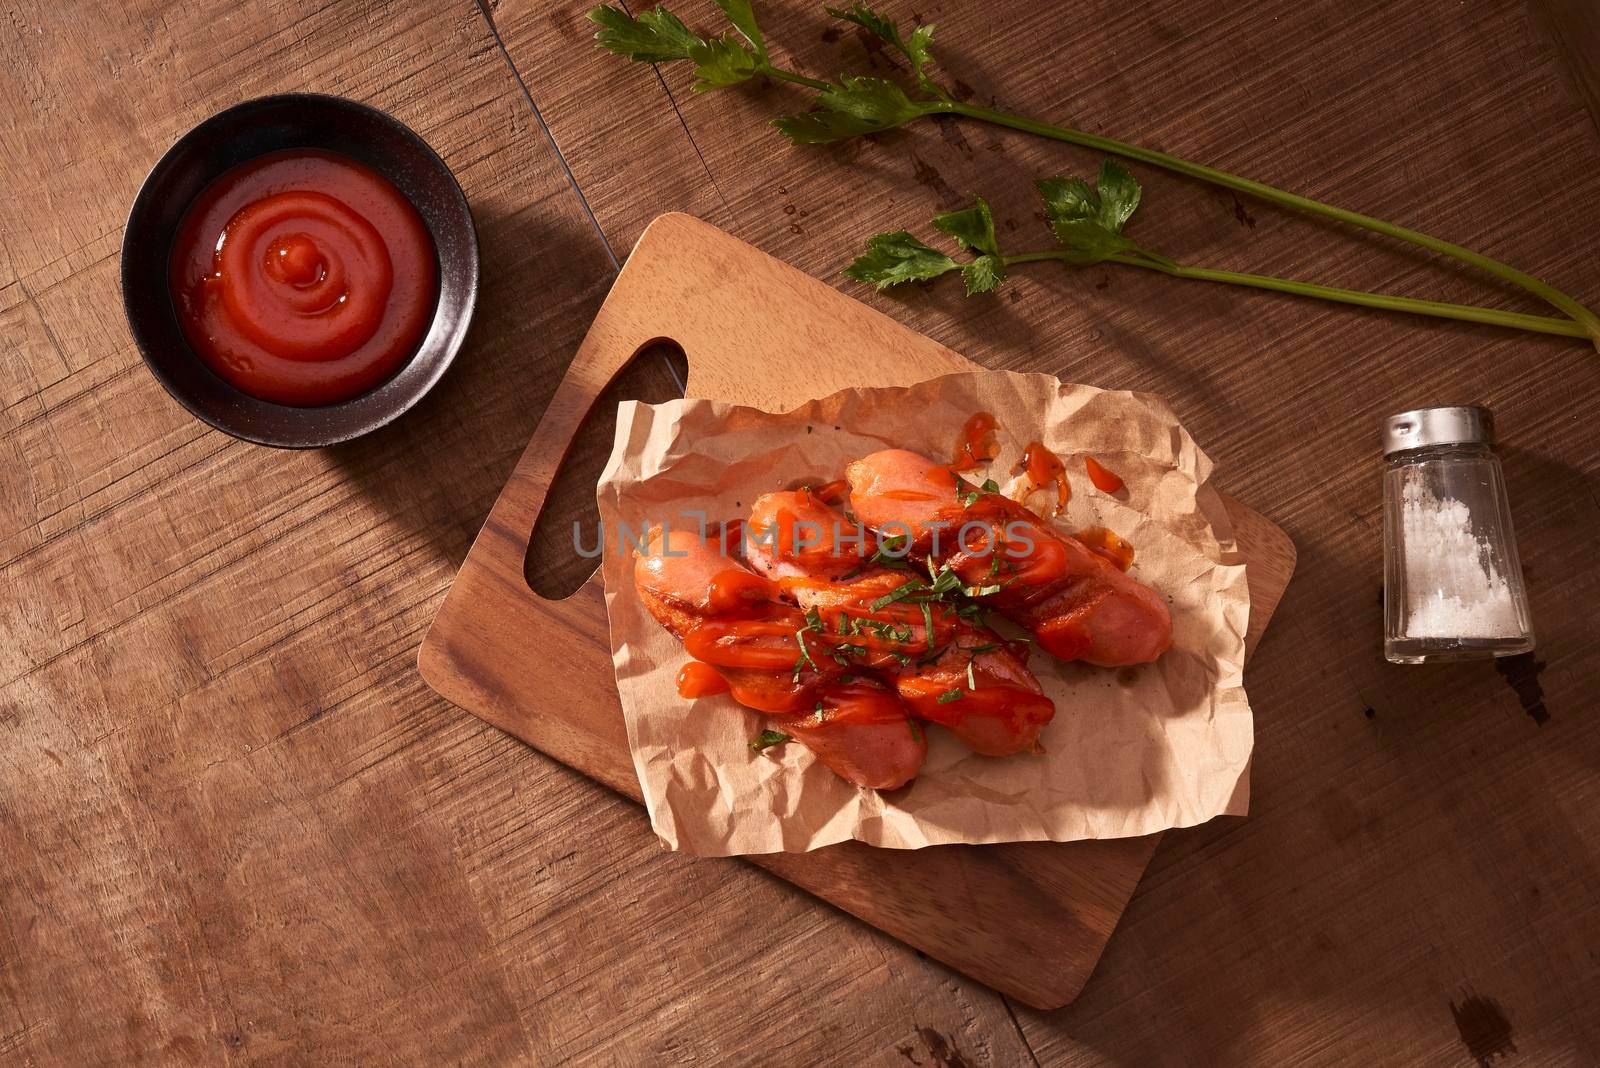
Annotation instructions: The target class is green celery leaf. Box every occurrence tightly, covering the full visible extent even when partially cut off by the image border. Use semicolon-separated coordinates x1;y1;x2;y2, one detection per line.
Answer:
905;24;937;88
1094;159;1141;232
1036;163;1147;263
774;77;928;143
962;255;1006;294
712;0;768;64
774;109;889;144
1043;221;1133;265
588;4;702;62
845;232;960;288
824;3;900;45
825;4;940;91
818;75;925;123
933;194;999;255
1055;219;1138;257
688;34;760;90
1035;175;1099;225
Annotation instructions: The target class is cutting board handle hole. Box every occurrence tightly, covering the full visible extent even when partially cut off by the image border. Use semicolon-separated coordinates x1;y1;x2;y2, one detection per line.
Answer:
525;341;689;600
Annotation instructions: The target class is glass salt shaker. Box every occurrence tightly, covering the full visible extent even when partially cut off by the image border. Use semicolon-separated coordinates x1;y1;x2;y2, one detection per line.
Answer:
1382;406;1535;664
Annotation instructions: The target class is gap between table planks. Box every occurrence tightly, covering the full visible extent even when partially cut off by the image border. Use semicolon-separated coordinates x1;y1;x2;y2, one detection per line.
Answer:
419;212;1296;1009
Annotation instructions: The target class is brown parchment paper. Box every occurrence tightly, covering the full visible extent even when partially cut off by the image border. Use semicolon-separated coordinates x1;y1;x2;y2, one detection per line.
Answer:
597;371;1252;856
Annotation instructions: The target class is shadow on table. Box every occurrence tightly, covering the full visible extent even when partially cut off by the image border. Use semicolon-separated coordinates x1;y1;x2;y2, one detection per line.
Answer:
321;201;617;575
321;203;691;595
995;456;1599;1063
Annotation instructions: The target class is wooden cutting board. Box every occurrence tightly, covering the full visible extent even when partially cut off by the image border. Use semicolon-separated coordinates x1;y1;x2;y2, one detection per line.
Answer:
418;213;1296;1009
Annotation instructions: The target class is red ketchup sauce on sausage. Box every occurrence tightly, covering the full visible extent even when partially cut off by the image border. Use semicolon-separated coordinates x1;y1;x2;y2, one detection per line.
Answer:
168;149;438;406
676;661;731;699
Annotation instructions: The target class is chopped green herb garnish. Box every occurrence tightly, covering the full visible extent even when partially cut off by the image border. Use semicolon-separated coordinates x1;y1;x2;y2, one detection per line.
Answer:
861;619;915;644
936;689;965;704
909;720;924;743
850;532;912;576
792;603;830;679
926;566;962;597
871;580;925;610
959;476;1004;506
750;729;790;752
844;555;897;579
966;658;977;690
793;630;820;678
920;601;935;651
813;702;827;724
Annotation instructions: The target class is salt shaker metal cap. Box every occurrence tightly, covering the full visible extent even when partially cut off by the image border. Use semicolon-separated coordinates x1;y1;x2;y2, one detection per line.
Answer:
1381;405;1534;664
1382;405;1493;456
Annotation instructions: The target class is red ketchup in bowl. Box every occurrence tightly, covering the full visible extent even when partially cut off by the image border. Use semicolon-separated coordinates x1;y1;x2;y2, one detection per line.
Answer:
168;149;438;407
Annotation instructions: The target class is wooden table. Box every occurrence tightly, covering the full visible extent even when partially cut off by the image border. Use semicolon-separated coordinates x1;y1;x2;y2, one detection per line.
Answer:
3;1;1598;1063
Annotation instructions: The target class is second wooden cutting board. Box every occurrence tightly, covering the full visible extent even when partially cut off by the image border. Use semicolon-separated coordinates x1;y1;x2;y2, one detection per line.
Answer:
419;213;1296;1009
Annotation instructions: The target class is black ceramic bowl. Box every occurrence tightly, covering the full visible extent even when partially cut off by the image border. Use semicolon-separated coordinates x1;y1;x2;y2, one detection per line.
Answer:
121;93;477;448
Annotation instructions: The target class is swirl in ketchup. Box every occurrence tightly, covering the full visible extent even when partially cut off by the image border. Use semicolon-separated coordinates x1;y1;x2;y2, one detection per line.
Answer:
168;149;438;407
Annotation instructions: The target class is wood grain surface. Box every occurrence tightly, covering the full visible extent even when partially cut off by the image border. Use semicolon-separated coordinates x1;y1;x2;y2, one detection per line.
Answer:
418;211;1297;1009
3;0;1599;1064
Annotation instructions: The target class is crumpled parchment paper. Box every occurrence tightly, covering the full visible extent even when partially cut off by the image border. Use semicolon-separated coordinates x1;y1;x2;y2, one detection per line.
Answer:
597;371;1251;856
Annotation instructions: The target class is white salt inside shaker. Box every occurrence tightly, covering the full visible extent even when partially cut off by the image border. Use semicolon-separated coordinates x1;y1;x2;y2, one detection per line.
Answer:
1381;406;1535;664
